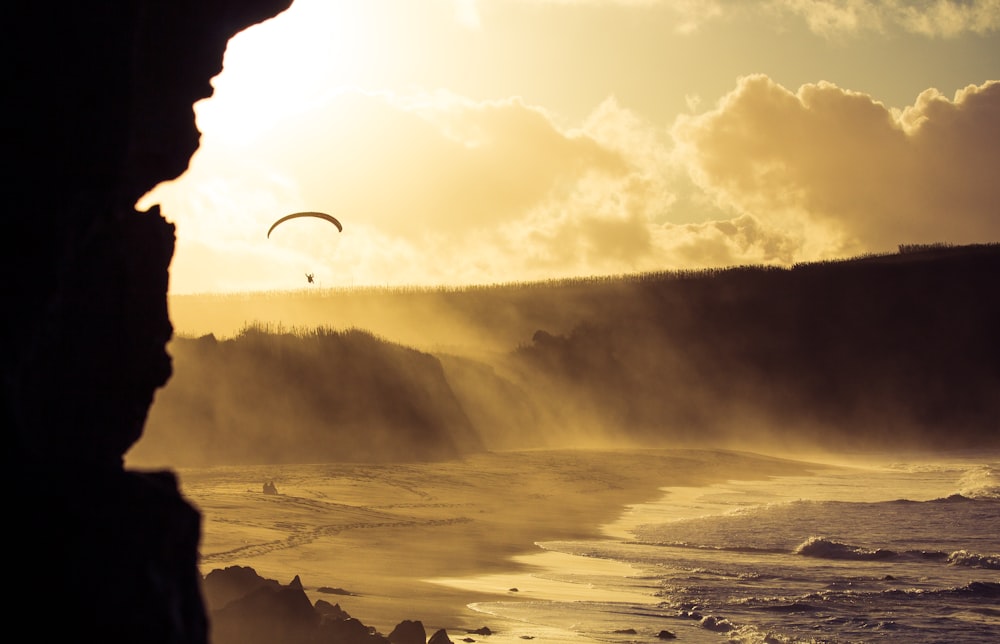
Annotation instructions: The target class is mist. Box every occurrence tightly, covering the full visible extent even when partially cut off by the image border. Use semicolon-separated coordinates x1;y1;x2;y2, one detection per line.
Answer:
128;242;1000;468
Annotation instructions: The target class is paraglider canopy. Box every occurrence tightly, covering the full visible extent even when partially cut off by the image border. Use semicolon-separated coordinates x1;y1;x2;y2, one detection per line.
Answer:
267;211;343;238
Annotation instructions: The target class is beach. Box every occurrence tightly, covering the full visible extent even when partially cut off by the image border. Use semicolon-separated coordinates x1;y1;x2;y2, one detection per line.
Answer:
171;448;813;637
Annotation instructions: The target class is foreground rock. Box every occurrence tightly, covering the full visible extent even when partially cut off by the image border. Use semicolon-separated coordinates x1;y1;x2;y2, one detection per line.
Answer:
206;566;465;644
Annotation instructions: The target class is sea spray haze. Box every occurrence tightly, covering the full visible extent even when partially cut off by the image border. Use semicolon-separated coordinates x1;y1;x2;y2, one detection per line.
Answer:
131;326;482;466
124;245;1000;642
134;244;1000;468
464;455;1000;642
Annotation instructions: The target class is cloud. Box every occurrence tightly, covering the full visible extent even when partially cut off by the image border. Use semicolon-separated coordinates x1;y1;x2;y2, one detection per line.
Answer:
673;75;1000;255
647;215;802;268
146;69;999;294
256;91;630;237
770;0;1000;38
500;0;1000;37
146;89;693;291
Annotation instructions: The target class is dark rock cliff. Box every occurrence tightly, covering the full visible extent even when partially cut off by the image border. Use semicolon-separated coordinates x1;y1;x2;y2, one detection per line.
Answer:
4;1;292;641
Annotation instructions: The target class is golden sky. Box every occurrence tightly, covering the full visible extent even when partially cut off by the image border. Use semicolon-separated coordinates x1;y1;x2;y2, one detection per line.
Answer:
139;0;1000;294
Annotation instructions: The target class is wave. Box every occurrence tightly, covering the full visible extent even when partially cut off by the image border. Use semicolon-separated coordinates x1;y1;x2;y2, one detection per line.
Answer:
880;460;1000;500
889;491;998;504
793;536;897;561
635;537;999;570
688;567;779;582
624;539;786;555
926;493;978;503
958;464;1000;499
753;601;819;613
878;581;1000;599
948;549;1000;569
792;537;1000;569
796;581;1000;611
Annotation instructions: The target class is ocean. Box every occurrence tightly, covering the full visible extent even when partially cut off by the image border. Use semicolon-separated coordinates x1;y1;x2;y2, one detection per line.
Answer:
445;452;1000;643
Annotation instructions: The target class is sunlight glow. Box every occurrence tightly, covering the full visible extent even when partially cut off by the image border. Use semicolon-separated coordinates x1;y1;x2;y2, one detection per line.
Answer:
138;0;999;295
195;2;379;145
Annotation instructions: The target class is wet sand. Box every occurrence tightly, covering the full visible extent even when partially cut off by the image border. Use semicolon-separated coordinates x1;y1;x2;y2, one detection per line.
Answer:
173;448;813;635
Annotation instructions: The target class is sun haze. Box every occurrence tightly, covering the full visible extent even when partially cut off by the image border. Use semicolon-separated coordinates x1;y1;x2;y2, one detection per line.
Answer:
137;0;1000;294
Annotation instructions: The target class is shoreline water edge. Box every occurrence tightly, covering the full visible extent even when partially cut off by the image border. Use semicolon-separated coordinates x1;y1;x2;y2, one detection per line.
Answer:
175;448;999;643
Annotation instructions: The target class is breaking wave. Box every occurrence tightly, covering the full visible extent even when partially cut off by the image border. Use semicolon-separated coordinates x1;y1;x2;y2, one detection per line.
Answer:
958;465;1000;499
792;537;999;569
793;536;897;561
948;550;1000;569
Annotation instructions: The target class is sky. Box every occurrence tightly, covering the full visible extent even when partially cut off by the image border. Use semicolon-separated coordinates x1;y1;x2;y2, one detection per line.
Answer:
138;0;1000;294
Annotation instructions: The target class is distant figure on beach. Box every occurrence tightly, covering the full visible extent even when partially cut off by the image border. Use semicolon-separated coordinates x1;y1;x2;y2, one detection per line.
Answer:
305;273;314;284
263;481;278;495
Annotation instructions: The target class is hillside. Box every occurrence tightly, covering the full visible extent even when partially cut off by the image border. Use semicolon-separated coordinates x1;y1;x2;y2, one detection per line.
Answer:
511;243;1000;450
130;328;482;466
130;244;1000;466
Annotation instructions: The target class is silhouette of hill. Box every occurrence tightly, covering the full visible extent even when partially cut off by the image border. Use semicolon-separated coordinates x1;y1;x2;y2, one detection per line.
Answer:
133;243;1000;466
509;243;1000;450
130;327;481;466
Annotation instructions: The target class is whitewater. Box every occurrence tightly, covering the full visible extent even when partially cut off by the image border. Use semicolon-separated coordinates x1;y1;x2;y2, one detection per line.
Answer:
447;452;1000;643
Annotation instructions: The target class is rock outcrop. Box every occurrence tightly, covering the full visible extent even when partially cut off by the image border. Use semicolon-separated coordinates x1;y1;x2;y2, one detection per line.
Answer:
205;567;461;644
5;2;292;641
389;620;428;644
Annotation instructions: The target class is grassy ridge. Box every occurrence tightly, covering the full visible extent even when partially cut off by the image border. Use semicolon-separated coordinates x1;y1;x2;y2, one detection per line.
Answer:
512;243;1000;450
131;243;1000;466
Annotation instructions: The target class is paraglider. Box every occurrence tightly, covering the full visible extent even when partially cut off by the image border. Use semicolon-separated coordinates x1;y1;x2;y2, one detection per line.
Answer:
267;212;341;287
267;211;343;238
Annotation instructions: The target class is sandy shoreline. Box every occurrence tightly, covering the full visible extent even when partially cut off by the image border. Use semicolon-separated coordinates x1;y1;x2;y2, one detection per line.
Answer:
174;448;815;635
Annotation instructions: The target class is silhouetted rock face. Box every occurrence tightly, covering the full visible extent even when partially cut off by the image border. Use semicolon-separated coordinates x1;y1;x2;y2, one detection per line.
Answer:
389;620;428;644
319;617;390;644
314;599;352;621
203;565;282;612
212;582;319;644
429;628;455;644
205;567;431;644
6;1;292;642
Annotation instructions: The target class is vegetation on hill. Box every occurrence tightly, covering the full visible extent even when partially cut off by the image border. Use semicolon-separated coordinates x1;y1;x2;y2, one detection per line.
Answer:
511;243;1000;450
131;327;481;465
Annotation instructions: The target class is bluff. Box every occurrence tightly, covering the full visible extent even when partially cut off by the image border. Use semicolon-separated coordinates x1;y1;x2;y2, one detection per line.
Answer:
130;328;483;466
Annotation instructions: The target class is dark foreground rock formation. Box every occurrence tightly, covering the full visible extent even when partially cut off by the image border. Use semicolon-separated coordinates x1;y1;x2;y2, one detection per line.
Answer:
5;2;291;641
203;566;459;644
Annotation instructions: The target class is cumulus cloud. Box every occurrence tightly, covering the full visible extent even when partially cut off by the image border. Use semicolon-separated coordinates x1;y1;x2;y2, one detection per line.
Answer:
651;215;802;268
254;91;630;237
146;89;693;291
146;68;999;294
673;76;1000;255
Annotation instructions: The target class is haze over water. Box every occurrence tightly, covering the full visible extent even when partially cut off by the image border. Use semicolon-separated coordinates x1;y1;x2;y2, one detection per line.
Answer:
446;453;1000;642
131;246;999;643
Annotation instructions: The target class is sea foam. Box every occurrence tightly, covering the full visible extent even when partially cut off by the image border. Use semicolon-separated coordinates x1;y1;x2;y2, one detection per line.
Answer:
958;464;1000;499
793;536;895;560
947;549;1000;569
